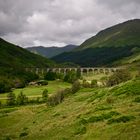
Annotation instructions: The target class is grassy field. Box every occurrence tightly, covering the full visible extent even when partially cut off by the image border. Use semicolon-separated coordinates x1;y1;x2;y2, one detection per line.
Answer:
82;72;109;81
0;81;71;103
0;79;140;140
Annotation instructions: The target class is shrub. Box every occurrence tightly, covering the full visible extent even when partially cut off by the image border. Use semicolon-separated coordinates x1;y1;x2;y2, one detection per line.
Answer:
16;91;28;105
134;97;140;103
71;80;81;94
74;125;86;135
42;89;48;102
106;97;114;104
19;132;28;137
47;90;64;106
0;79;12;93
91;79;97;87
0;101;2;108
7;92;16;106
5;136;11;140
64;71;78;83
62;88;72;96
107;115;136;124
44;71;57;81
82;80;91;88
83;111;120;123
37;80;48;85
107;70;131;86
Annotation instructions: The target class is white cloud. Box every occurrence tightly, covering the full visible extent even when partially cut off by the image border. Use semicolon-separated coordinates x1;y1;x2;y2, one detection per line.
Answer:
0;0;140;47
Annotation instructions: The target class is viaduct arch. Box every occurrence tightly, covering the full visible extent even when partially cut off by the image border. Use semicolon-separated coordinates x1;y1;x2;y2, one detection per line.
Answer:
25;67;121;75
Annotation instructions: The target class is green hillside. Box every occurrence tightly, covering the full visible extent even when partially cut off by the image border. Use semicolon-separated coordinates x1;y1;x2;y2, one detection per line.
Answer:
0;78;139;140
0;38;55;68
0;38;56;92
52;19;140;67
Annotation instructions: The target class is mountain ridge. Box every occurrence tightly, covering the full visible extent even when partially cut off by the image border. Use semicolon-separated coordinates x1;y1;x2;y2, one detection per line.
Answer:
27;44;77;58
52;19;140;67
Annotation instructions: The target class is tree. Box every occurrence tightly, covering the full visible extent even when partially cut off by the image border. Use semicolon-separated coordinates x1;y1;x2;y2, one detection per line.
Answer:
107;70;131;86
42;89;48;102
44;71;57;81
16;91;28;105
64;71;78;83
71;80;81;94
7;92;16;106
47;90;64;106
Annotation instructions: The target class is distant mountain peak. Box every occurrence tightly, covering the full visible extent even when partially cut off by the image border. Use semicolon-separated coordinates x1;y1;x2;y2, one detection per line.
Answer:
27;44;78;58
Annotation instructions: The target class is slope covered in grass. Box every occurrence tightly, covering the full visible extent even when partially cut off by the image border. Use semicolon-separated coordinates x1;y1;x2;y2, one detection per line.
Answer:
53;19;140;67
0;38;55;68
0;79;139;140
0;38;56;92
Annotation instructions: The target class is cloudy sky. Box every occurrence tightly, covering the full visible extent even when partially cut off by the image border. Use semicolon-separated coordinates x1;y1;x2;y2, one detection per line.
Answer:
0;0;140;47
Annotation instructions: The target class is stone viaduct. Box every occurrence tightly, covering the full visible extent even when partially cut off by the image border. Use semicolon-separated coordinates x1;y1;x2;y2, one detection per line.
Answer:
25;67;121;75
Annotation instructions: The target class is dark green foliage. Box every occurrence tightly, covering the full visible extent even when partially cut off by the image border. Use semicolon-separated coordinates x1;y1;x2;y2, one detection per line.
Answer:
107;115;136;124
47;90;64;106
64;71;78;83
80;111;120;124
5;136;11;140
53;46;138;67
91;80;97;87
71;81;81;94
0;78;12;93
106;97;115;104
44;71;57;81
19;132;28;137
74;125;86;135
62;88;72;96
16;91;28;105
37;80;48;85
0;37;55;92
111;79;140;96
95;105;112;111
0;108;17;114
53;19;140;66
107;70;131;86
133;97;140;103
42;89;48;102
7;92;16;106
0;38;55;68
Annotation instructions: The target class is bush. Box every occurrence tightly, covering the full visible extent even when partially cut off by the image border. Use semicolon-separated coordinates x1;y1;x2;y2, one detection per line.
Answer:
107;115;135;124
16;91;28;105
47;90;64;106
44;71;57;81
71;80;81;94
7;92;16;106
64;71;78;83
42;89;48;102
82;80;91;88
134;97;140;102
74;125;86;135
107;70;131;86
62;88;72;96
0;78;12;93
37;80;48;86
91;80;97;87
106;97;114;104
19;132;28;137
87;111;120;123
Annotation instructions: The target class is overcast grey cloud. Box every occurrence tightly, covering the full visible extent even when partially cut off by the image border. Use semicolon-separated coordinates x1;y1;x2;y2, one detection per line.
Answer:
0;0;140;47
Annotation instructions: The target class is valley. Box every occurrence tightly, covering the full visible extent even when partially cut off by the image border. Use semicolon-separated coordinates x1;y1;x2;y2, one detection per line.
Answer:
0;18;140;140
